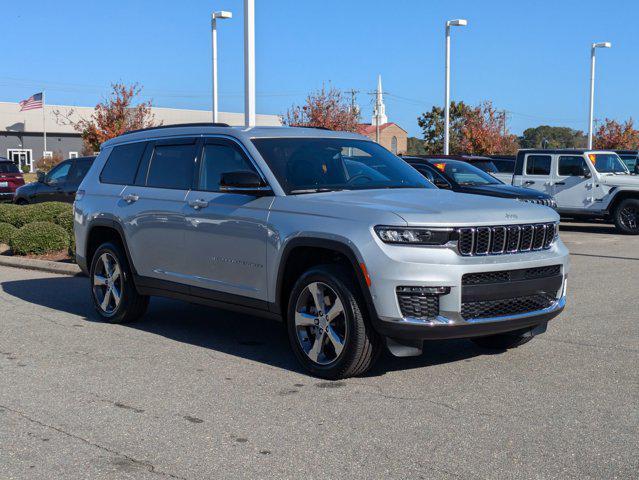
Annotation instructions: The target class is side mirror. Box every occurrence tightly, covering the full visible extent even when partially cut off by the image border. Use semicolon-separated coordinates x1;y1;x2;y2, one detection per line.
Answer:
36;171;46;183
582;165;592;178
220;170;271;195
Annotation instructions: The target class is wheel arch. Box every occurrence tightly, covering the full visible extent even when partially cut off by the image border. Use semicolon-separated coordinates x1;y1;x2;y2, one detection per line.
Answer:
85;218;138;276
608;189;639;215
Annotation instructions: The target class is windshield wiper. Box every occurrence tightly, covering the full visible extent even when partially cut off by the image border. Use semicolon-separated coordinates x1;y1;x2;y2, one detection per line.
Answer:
289;187;348;194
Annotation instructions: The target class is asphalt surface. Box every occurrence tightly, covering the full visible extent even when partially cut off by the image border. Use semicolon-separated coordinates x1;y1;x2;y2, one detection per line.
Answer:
1;221;637;479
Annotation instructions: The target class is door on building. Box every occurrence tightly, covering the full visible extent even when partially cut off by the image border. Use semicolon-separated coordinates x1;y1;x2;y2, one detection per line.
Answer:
7;149;33;172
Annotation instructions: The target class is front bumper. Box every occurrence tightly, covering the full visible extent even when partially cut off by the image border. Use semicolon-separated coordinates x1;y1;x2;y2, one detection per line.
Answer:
0;191;15;201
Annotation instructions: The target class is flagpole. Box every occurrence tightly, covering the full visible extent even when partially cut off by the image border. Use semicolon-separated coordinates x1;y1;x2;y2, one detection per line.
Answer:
42;91;47;156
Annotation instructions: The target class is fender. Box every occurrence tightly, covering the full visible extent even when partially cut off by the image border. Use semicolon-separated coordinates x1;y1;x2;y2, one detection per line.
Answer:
273;237;379;320
84;217;138;276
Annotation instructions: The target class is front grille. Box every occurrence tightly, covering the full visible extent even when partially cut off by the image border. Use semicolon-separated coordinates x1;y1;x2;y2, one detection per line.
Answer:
457;223;557;256
397;290;440;320
461;294;555;320
462;265;561;286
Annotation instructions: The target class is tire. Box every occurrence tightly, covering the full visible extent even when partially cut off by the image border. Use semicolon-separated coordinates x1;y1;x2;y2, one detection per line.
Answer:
286;264;381;379
89;241;148;323
613;198;639;235
470;326;537;350
15;198;28;205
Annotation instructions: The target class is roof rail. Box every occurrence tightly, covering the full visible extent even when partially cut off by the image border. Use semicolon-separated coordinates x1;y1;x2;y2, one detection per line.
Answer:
122;122;231;136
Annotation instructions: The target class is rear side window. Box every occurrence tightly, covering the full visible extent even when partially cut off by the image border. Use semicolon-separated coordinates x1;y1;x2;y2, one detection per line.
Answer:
198;143;257;192
558;156;588;176
101;142;147;185
526;155;551;175
0;162;19;174
472;161;498;173
492;160;514;173
146;143;197;190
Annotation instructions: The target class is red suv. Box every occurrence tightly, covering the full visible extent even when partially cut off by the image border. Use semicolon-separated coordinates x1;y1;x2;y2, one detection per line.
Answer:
0;158;25;202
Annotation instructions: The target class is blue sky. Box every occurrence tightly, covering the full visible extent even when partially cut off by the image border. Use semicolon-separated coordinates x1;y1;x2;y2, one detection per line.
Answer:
1;0;637;136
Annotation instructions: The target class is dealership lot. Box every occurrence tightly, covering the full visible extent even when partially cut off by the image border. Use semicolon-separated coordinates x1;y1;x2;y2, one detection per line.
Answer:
0;223;637;479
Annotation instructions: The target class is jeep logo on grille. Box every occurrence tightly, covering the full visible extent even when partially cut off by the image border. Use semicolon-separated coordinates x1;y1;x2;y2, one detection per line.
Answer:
505;213;518;220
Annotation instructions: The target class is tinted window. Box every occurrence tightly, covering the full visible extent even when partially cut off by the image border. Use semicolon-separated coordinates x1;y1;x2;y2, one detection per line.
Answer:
198;143;257;191
47;162;71;184
0;162;19;174
558;156;588;176
252;138;431;194
492;159;515;173
146;143;197;190
526;155;551;175
619;155;638;170
101;142;147;185
67;158;94;184
471;160;498;173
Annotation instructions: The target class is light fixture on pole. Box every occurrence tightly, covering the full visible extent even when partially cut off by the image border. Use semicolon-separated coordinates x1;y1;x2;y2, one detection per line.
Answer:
244;0;256;127
211;10;232;123
587;41;611;149
444;18;467;155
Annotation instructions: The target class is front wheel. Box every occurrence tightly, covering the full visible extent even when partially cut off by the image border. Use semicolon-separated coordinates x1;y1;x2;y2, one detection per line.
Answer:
89;242;148;323
613;199;639;235
286;265;381;379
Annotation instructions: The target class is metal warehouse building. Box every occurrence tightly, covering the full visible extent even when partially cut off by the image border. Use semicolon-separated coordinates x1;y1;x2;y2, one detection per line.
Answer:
0;102;281;172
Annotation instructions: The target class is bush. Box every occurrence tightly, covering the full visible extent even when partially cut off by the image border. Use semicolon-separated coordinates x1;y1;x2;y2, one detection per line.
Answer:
3;202;72;228
55;209;74;236
0;203;20;226
10;222;70;255
36;151;64;173
0;222;16;244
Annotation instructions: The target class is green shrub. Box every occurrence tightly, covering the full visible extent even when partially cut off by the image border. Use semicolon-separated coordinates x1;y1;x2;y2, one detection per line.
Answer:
55;209;74;236
10;221;70;255
0;222;16;244
4;202;72;228
0;203;18;224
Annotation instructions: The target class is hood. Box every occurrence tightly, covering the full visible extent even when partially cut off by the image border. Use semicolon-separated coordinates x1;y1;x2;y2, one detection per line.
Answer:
276;188;558;227
457;184;550;199
598;174;639;188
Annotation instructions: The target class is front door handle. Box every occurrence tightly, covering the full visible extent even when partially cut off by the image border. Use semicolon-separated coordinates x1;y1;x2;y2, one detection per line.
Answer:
524;181;535;185
122;193;139;204
188;199;209;210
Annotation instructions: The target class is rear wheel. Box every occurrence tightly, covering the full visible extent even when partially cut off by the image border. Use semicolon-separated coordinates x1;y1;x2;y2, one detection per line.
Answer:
613;198;639;235
90;242;148;323
287;265;381;379
15;198;28;205
470;325;538;350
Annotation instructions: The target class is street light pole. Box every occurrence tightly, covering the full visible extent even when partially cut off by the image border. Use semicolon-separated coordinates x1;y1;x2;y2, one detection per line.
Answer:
444;19;467;155
211;11;232;124
588;42;611;149
244;0;256;127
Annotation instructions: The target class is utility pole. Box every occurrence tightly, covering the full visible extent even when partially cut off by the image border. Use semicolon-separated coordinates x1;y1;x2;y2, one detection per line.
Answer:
347;88;359;115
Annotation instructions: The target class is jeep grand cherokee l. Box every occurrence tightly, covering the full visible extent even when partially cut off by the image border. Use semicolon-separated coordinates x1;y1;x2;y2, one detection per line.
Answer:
74;124;569;379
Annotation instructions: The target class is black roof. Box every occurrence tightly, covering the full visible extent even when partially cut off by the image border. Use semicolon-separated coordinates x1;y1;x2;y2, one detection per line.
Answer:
123;122;231;136
516;148;597;154
614;150;639;154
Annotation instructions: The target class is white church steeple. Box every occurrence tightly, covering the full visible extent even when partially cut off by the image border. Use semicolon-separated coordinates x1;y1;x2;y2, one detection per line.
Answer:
371;74;388;126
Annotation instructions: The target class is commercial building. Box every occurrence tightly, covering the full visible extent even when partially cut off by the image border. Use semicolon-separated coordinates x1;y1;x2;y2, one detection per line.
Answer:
0;102;281;172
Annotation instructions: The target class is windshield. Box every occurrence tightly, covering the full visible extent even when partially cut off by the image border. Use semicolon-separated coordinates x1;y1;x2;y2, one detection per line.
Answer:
589;153;629;174
428;159;502;186
251;138;433;194
0;162;20;174
619;155;638;170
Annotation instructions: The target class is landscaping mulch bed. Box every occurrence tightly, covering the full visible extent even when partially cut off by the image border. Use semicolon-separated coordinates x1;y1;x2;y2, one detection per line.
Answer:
0;244;73;263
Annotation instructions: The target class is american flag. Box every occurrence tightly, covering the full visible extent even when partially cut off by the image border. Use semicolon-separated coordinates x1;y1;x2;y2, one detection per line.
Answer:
19;92;43;111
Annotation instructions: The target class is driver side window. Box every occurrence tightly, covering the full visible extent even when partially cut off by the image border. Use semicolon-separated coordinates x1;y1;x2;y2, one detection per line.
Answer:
47;162;71;185
558;156;588;176
198;143;258;192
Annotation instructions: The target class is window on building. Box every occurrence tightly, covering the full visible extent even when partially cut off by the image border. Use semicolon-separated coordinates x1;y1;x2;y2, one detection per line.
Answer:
391;136;398;154
69;152;79;159
146;143;197;190
100;142;147;185
43;151;53;159
525;155;552;176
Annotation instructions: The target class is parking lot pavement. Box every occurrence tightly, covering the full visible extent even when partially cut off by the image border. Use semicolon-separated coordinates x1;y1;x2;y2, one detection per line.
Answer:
1;223;637;479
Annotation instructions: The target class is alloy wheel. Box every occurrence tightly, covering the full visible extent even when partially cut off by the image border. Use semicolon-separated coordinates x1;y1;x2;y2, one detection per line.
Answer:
619;205;638;231
92;253;123;315
293;282;347;366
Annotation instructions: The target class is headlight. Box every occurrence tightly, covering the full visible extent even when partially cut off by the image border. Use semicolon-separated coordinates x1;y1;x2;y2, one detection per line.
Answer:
374;226;454;245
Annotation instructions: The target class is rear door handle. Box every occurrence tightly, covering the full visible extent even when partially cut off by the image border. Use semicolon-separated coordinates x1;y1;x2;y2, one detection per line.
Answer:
188;199;209;210
122;193;139;204
524;181;535;185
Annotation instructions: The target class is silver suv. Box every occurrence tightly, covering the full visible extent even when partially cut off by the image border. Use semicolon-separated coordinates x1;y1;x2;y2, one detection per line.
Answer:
74;124;569;379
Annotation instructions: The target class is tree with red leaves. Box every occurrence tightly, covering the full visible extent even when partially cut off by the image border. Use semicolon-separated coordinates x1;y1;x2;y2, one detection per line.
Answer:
283;85;359;132
459;101;519;155
594;118;639;150
68;83;158;152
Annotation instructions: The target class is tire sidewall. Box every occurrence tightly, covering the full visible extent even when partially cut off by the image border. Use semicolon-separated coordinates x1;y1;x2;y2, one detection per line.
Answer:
89;242;134;323
286;266;362;378
614;199;639;235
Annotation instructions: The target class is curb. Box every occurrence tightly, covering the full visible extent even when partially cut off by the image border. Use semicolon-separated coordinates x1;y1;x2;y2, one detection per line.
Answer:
0;255;83;277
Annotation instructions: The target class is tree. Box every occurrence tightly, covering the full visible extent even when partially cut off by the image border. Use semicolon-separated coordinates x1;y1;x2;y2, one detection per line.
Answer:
519;125;587;149
282;85;359;132
417;101;518;155
417;101;470;154
36;151;64;172
406;137;429;155
459;101;519;155
593;118;639;150
61;83;158;152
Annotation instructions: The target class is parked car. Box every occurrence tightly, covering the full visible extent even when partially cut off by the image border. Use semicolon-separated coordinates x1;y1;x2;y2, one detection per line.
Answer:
74;124;569;379
14;156;95;204
513;149;639;234
418;154;514;184
0;157;25;202
403;156;556;208
614;150;639;174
